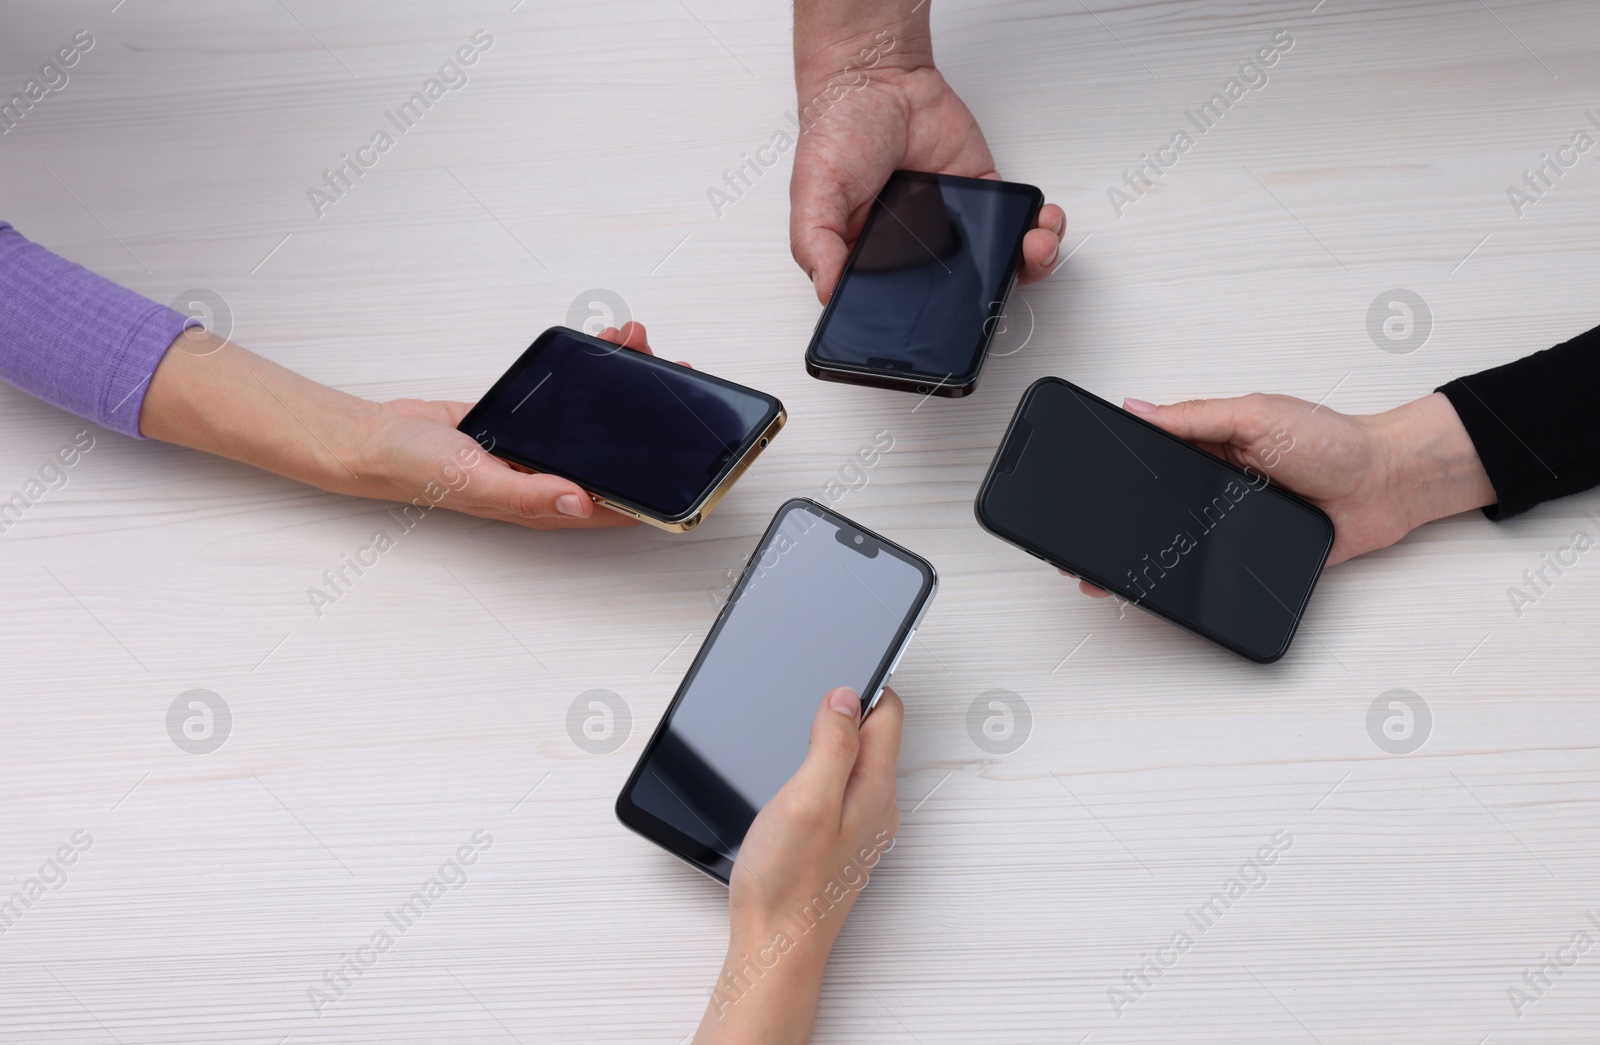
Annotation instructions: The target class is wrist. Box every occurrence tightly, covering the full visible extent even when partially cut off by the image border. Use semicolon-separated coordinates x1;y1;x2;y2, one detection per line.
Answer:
706;925;829;1033
1374;392;1497;530
726;913;835;975
340;398;397;497
794;3;932;96
144;331;383;499
246;357;382;500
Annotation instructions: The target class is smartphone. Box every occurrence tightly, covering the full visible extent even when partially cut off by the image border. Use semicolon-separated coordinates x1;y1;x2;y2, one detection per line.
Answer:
615;498;937;882
457;326;785;531
804;170;1043;398
974;378;1334;663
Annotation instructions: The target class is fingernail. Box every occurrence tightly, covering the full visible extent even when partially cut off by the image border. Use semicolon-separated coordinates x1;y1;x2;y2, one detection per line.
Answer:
828;687;860;717
1123;398;1157;415
1041;242;1060;269
555;494;585;517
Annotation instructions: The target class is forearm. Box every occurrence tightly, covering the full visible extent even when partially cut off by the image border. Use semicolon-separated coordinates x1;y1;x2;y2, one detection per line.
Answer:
140;330;386;499
1436;323;1600;519
694;928;830;1045
1373;392;1497;529
793;0;932;91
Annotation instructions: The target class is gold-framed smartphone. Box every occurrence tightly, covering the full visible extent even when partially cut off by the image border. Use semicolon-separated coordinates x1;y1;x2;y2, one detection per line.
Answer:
458;326;786;531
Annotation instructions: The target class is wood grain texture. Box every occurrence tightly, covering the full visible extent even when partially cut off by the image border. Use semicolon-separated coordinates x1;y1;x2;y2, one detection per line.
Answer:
2;0;1598;1042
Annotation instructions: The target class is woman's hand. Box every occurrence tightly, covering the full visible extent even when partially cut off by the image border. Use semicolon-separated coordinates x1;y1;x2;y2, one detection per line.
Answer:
357;322;656;530
1065;391;1497;597
694;686;903;1045
142;321;661;531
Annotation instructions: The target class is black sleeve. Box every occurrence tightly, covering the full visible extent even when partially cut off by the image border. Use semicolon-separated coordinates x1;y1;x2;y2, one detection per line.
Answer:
1437;323;1600;520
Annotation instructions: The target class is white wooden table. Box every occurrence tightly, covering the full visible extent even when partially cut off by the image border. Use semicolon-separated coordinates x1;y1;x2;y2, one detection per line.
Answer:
3;1;1598;1041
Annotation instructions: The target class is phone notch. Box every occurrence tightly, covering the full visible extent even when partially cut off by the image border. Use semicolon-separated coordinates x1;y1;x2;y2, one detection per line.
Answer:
835;526;881;558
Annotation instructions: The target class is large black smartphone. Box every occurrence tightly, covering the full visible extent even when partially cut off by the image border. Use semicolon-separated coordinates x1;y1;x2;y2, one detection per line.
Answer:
616;499;937;882
804;170;1043;398
457;326;785;531
975;378;1334;663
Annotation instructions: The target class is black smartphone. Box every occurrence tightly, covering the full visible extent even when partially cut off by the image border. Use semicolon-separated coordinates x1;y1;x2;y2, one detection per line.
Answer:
804;170;1043;398
616;498;937;882
457;326;785;531
974;378;1334;663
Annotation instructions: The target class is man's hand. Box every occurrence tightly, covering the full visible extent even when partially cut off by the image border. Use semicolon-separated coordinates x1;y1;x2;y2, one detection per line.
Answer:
790;5;1065;303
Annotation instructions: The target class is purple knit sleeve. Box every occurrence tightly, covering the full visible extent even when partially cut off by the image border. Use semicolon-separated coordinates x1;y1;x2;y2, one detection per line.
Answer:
0;221;198;438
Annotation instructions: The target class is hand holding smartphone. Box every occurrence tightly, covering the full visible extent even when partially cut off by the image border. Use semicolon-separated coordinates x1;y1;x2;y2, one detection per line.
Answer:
616;499;936;882
805;171;1043;398
975;378;1334;662
457;326;784;531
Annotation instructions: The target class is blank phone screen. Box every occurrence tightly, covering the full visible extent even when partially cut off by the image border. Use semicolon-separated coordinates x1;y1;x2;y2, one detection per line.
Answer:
979;381;1333;662
620;501;932;879
458;329;778;519
809;171;1039;382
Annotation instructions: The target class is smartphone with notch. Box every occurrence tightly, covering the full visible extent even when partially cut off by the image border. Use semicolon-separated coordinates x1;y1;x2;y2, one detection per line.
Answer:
974;378;1334;663
616;498;937;882
805;170;1043;398
457;326;785;531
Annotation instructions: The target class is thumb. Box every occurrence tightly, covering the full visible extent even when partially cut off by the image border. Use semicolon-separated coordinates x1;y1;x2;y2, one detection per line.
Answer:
790;687;864;813
474;467;594;521
792;226;850;304
1126;395;1263;446
789;163;854;304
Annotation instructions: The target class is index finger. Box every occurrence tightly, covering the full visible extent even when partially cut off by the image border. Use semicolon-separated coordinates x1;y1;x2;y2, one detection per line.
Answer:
1019;204;1068;284
596;322;652;355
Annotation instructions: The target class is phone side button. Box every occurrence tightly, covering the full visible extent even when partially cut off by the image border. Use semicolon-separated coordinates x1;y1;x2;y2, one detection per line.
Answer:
885;629;915;679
